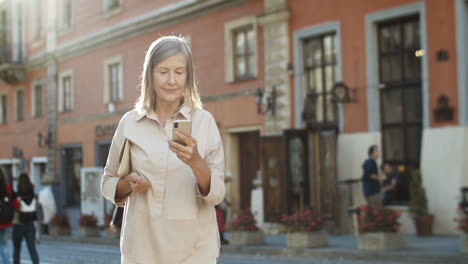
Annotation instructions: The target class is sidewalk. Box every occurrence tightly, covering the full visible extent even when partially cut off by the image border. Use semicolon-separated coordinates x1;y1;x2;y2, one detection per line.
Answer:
41;232;467;263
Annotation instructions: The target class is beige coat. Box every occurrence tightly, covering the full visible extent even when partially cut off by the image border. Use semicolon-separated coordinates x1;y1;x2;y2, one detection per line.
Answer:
101;105;225;264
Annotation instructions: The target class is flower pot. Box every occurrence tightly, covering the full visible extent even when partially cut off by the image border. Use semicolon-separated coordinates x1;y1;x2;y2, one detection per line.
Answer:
78;226;100;237
49;226;71;236
287;231;328;248
358;232;405;251
230;231;264;246
461;233;468;253
413;215;434;237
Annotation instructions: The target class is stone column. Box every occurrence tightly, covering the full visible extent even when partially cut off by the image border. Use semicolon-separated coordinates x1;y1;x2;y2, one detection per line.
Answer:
45;59;58;183
258;0;291;135
44;0;58;183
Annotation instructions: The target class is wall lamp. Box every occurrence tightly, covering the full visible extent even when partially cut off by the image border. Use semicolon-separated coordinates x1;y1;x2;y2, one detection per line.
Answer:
256;85;277;116
37;131;52;148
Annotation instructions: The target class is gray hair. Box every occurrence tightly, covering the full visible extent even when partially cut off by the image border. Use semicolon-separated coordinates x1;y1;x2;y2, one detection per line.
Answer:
135;36;202;114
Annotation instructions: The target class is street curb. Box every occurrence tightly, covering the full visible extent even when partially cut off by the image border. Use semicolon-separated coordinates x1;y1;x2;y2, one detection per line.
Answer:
41;235;467;263
41;235;119;246
221;245;468;264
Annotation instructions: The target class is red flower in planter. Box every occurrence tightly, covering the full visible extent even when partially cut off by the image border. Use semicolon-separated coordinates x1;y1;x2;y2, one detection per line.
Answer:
231;208;260;232
282;210;325;233
358;205;401;233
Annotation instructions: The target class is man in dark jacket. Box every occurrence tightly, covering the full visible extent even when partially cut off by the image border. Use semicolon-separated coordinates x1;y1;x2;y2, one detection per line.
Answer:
362;145;382;206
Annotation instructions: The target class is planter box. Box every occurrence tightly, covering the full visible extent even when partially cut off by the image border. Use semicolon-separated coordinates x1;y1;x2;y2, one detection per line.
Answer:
287;231;328;248
358;232;405;251
413;215;434;237
49;226;71;236
230;231;264;246
78;226;100;237
461;233;468;253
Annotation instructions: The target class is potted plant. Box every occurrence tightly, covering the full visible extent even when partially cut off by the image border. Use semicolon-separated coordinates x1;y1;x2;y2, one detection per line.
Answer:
357;204;405;250
455;204;468;253
409;170;434;236
229;208;264;246
49;214;71;236
282;209;328;248
78;214;100;237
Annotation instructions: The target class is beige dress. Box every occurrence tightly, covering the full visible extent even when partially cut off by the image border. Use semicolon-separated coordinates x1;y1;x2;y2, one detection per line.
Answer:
101;105;225;264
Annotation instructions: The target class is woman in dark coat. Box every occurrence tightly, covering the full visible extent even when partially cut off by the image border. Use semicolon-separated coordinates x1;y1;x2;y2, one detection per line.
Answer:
13;173;39;264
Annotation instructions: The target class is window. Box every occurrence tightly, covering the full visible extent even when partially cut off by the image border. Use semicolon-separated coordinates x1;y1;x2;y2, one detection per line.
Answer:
14;88;24;121
105;0;121;12
32;83;43;117
0;93;6;124
109;63;121;102
104;56;123;105
13;2;23;62
302;33;338;126
378;16;422;203
233;26;255;81
59;72;73;112
31;0;42;41
63;0;72;29
0;10;7;62
224;16;258;82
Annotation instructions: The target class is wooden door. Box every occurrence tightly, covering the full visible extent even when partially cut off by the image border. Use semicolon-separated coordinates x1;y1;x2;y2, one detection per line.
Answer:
238;131;260;210
284;129;309;213
261;136;286;222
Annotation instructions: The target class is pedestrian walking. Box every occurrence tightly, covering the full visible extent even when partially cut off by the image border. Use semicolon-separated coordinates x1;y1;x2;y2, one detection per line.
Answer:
0;169;19;264
13;173;39;264
37;186;57;235
380;163;399;206
362;145;382;207
101;36;226;263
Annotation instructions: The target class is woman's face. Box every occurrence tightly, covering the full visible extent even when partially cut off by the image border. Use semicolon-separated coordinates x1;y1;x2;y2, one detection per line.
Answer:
153;53;188;107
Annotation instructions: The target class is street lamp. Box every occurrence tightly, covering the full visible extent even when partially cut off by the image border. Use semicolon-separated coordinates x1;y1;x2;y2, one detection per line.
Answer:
256;85;277;115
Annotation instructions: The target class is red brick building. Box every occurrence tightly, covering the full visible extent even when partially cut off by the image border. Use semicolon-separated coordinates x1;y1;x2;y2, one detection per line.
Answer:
0;0;466;234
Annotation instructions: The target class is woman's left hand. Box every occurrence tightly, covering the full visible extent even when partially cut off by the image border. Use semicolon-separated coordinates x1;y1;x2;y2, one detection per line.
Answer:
169;131;202;167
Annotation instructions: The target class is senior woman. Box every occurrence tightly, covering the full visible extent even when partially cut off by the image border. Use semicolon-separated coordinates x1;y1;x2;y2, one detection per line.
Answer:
101;36;226;264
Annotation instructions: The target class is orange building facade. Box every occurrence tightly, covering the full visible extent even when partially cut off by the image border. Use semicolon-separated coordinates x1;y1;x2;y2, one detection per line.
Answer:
0;0;466;234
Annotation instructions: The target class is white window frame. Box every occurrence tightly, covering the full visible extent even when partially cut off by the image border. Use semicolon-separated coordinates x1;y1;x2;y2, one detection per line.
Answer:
13;86;24;121
456;0;468;125
12;0;26;62
0;91;7;124
365;2;429;131
293;21;344;132
61;0;73;33
58;70;73;112
224;16;258;83
31;80;43;117
30;0;42;42
104;56;123;108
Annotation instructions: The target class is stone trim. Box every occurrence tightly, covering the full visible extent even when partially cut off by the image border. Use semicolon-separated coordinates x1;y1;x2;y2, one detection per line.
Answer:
259;6;291;134
365;2;429;131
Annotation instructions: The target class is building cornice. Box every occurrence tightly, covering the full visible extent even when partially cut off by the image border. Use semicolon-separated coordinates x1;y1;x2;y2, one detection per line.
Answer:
27;0;253;71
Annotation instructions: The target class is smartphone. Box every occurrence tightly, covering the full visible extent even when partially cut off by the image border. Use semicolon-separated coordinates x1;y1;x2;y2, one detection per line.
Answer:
172;120;192;146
